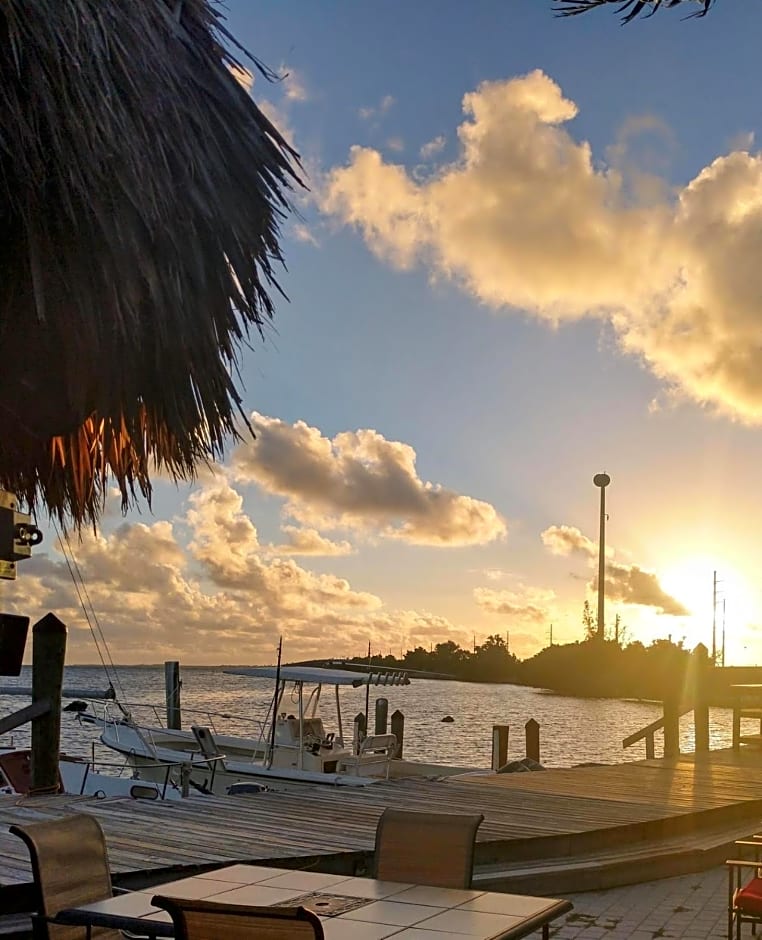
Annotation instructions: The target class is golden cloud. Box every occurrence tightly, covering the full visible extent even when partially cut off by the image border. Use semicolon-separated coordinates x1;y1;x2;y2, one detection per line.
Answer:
232;414;506;547
322;70;762;423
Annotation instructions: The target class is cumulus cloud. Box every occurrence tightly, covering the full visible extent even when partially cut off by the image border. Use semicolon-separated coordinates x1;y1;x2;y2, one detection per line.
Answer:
232;414;506;547
597;562;689;616
279;64;309;102
474;585;554;624
274;526;353;557
291;223;319;246
420;135;446;159
185;482;377;609
541;525;597;559
18;480;470;664
359;94;395;121
322;69;762;424
541;524;686;615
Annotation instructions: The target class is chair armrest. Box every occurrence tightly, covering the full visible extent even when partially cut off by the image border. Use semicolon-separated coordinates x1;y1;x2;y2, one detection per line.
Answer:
727;859;762;867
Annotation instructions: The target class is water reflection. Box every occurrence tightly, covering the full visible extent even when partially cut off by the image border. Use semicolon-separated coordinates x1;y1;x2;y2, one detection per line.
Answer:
0;666;739;770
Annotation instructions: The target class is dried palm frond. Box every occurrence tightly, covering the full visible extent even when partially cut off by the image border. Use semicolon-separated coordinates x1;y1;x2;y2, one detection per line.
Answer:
0;0;303;527
554;0;715;22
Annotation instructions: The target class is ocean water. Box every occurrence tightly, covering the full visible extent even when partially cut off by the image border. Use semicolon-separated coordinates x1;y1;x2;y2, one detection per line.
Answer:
0;665;742;771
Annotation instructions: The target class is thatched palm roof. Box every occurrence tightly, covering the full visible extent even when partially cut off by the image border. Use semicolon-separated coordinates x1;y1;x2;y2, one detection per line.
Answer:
0;0;303;527
554;0;714;21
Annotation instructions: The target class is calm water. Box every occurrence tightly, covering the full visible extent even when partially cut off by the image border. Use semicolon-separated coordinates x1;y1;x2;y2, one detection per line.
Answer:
0;665;741;771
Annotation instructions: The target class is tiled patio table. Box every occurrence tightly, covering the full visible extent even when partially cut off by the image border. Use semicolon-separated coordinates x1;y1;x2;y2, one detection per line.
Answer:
55;863;572;939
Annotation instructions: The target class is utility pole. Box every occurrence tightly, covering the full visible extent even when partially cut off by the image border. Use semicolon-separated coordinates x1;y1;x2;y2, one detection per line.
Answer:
711;570;717;663
721;598;726;667
593;473;611;640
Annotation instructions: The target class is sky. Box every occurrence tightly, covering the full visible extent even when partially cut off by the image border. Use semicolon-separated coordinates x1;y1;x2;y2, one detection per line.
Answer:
8;0;762;667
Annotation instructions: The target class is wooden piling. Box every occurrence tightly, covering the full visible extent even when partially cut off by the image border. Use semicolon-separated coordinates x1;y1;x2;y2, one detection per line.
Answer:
391;709;405;758
375;697;388;735
663;690;680;758
31;613;66;793
165;660;182;730
691;644;710;753
353;712;367;754
525;718;540;763
491;724;509;770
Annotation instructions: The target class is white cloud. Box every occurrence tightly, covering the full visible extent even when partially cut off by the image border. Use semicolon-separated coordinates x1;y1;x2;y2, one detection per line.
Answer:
291;223;319;246
420;135;446;159
386;137;405;153
322;69;762;424
279;64;309;102
359;94;395;121
232;414;506;547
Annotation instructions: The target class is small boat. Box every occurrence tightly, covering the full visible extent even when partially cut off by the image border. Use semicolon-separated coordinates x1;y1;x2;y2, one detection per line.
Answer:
0;746;197;801
84;665;410;795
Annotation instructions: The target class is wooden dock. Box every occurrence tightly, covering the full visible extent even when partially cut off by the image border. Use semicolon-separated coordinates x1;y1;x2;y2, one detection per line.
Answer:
3;747;762;902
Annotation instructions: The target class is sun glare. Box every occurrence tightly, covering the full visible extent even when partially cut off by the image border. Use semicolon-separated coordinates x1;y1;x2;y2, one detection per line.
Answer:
660;556;756;657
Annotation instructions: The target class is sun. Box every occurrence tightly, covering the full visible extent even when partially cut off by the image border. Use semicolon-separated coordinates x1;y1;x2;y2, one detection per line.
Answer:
659;555;756;656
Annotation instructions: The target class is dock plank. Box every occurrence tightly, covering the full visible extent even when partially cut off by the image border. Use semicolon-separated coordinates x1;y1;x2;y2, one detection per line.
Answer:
2;746;762;892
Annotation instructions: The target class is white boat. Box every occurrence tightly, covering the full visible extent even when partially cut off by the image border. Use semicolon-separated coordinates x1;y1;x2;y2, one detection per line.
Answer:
84;665;411;795
0;746;199;801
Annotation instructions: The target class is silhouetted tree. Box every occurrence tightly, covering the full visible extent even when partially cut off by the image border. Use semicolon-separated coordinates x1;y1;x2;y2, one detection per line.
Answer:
582;600;596;640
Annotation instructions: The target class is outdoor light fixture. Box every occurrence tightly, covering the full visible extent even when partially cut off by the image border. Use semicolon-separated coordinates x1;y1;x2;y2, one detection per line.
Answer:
0;491;43;579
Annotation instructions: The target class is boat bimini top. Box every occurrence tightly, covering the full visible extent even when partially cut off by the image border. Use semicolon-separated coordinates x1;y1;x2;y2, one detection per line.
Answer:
224;666;410;687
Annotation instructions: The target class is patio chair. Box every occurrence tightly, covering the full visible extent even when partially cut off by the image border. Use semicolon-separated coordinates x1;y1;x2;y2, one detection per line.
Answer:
9;814;121;939
151;896;324;939
373;808;484;888
727;840;762;940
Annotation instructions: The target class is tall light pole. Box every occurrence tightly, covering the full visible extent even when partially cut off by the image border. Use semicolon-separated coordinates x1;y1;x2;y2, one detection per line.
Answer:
593;473;611;640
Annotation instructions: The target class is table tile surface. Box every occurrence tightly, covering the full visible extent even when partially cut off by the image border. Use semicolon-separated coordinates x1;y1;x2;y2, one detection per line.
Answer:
58;863;572;939
322;920;403;939
70;893;161;919
147;875;241;898
415;908;525;935
323;876;413;899
258;869;354;890
198;864;293;883
392;931;474;939
391;884;485;907
203;882;307;905
457;892;557;917
339;899;442;927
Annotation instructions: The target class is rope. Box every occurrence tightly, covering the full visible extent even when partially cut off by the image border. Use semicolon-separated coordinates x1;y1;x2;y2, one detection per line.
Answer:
51;520;129;710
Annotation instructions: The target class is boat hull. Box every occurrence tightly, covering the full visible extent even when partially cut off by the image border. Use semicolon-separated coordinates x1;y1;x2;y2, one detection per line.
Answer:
95;718;385;794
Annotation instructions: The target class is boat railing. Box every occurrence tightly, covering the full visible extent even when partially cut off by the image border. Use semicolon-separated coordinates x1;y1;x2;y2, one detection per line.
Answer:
64;748;225;799
86;699;267;739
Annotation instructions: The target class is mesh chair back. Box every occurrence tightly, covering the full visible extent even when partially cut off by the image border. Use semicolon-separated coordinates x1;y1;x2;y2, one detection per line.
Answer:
152;896;325;939
191;725;227;770
374;808;484;888
10;814;118;939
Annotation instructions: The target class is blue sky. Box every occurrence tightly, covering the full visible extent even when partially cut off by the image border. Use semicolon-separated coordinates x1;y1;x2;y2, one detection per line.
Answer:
14;0;762;665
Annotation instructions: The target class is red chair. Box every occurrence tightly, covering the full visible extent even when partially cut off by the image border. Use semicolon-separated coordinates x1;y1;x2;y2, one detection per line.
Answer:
727;840;762;940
